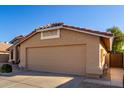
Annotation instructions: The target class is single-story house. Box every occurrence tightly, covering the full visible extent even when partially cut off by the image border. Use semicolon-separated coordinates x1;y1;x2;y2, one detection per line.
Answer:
8;23;113;77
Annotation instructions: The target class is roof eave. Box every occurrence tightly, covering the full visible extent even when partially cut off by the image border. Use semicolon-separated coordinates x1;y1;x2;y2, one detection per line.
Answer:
37;26;113;38
17;25;113;46
62;27;113;38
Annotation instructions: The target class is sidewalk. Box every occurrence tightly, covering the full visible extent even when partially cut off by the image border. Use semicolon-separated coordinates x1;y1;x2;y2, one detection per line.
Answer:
110;68;124;87
78;68;123;88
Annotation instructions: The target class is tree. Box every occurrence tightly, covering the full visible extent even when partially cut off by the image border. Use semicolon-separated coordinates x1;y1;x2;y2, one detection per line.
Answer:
107;27;124;53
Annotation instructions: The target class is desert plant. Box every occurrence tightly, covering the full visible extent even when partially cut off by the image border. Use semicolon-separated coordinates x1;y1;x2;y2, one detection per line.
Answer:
1;64;12;73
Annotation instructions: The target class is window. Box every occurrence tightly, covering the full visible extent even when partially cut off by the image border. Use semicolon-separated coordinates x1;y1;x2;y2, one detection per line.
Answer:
11;50;13;59
41;29;60;40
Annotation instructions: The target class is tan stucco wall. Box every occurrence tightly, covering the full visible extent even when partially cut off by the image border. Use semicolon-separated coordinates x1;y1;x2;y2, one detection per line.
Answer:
20;28;102;75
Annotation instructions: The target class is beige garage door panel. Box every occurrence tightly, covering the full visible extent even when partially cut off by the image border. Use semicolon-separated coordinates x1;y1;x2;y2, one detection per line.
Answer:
27;45;86;75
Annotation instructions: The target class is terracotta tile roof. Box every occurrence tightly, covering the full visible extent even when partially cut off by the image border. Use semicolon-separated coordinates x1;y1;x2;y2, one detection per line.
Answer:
63;24;113;37
36;22;113;37
0;42;10;52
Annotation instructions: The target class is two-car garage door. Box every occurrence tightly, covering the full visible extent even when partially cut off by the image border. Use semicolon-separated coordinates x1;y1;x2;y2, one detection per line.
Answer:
26;45;86;75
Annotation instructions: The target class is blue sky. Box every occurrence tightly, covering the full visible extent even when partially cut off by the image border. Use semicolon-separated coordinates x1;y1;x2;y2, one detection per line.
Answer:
0;5;124;42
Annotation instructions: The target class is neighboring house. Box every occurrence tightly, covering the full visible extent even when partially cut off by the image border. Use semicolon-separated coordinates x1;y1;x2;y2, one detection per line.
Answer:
0;42;10;63
8;35;24;64
8;23;113;77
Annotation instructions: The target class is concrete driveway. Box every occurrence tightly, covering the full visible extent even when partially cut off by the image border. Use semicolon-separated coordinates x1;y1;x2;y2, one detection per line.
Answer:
0;69;121;88
0;71;83;88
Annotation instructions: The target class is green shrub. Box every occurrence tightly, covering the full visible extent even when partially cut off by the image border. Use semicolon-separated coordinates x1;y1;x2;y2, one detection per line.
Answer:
1;64;12;73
